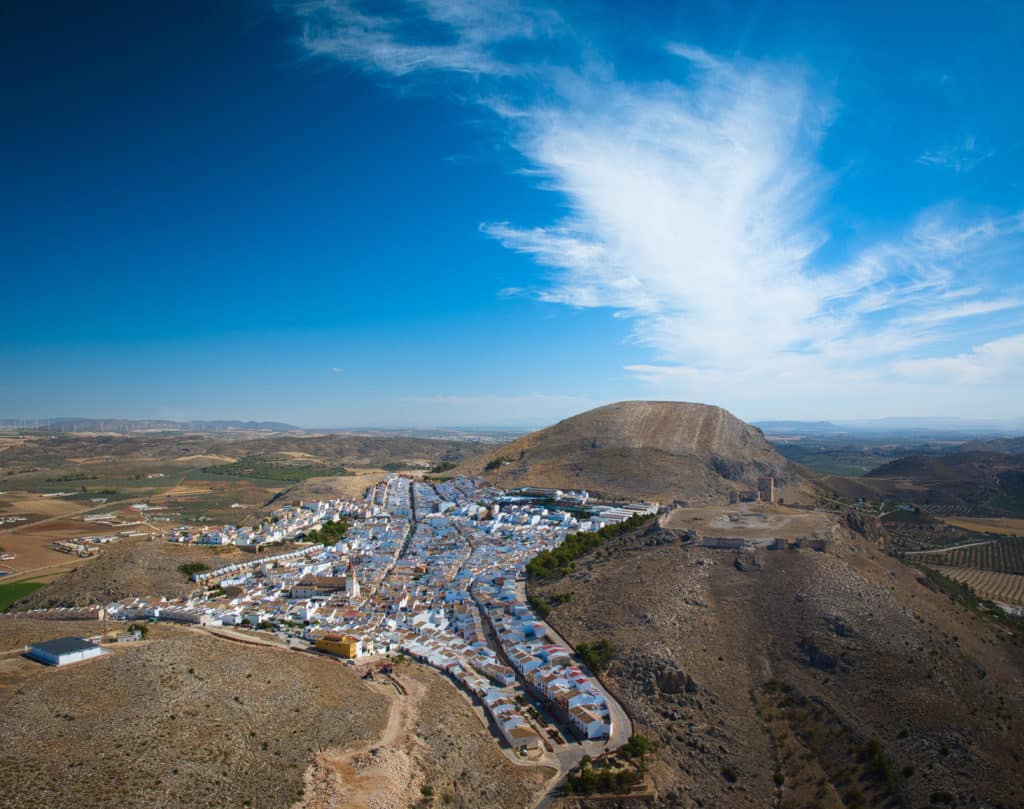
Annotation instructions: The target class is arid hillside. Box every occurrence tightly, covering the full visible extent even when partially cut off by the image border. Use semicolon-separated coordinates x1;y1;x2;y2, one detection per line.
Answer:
532;511;1024;809
461;401;794;502
0;621;554;809
16;538;254;610
0;624;391;809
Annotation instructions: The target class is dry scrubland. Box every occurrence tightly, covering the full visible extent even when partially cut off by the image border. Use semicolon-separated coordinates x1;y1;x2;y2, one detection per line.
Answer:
533;515;1024;809
271;469;423;505
15;538;253;610
0;620;553;809
0;625;390;809
0;616;113;651
297;664;552;809
406;665;554;809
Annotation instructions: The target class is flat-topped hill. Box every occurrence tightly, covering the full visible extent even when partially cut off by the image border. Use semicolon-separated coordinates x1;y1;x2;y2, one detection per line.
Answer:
461;401;793;502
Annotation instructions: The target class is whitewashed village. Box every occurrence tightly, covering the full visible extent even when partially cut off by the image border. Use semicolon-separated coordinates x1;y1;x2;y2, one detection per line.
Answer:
26;475;657;756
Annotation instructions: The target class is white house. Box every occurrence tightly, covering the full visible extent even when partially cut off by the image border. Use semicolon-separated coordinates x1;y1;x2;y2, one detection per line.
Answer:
570;704;611;740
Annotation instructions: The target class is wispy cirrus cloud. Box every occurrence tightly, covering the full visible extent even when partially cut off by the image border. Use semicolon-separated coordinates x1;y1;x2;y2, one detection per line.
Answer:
918;135;994;172
287;0;1024;415
295;0;561;76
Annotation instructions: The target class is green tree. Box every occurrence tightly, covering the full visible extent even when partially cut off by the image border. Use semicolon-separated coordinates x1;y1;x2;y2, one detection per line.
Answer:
625;734;651;771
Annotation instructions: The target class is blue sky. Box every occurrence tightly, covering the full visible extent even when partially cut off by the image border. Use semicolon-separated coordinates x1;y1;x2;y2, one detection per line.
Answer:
2;1;1022;428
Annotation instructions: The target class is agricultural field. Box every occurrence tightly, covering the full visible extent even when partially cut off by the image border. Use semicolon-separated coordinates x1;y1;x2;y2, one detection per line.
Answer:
931;565;1024;605
882;509;992;554
0;429;488;586
913;536;1024;574
941;516;1024;537
198;455;352;482
0;580;45;612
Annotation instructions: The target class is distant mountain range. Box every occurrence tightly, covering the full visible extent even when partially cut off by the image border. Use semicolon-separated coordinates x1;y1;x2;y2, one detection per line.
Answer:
0;418;299;433
756;417;1024;436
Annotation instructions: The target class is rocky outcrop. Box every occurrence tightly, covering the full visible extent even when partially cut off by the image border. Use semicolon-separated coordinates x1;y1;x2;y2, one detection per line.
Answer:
845;509;887;547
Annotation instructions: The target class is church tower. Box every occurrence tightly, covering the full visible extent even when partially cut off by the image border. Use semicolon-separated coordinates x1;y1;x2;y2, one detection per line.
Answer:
345;561;360;598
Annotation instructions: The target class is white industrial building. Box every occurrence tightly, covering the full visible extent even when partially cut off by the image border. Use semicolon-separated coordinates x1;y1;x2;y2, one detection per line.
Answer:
28;636;107;666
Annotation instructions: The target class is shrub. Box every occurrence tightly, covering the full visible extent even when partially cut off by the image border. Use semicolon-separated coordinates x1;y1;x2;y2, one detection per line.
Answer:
577;639;615;672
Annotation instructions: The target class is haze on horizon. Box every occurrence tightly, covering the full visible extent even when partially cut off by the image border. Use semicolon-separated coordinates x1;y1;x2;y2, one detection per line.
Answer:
3;1;1023;428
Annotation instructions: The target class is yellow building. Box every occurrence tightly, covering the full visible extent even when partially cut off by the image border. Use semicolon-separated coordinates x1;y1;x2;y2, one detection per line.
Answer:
316;633;360;658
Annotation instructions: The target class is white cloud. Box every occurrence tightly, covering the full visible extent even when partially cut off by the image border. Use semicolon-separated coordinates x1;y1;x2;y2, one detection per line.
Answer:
331;366;344;373
918;135;994;172
289;3;1024;417
892;334;1024;384
294;0;561;76
665;42;722;70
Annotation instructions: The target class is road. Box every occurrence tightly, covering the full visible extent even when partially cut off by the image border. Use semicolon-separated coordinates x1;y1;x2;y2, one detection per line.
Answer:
464;579;635;807
903;539;996;555
515;579;632;749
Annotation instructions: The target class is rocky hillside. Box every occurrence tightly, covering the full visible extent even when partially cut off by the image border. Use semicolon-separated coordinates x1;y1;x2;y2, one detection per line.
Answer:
532;513;1024;808
461;401;794;502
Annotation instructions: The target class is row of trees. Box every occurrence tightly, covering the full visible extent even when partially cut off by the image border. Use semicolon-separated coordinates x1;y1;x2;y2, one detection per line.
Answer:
525;513;653;580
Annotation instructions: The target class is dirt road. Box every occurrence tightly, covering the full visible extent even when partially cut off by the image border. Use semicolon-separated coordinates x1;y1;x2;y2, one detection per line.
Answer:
295;670;428;809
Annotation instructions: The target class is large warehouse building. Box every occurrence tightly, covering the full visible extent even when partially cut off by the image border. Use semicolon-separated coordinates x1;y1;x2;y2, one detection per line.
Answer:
28;636;107;666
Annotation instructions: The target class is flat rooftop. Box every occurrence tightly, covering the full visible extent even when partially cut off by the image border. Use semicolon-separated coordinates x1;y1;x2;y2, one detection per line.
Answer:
32;637;100;656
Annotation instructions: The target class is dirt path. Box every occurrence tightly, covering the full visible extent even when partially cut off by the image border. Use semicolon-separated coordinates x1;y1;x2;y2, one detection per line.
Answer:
294;671;427;809
193;625;288;648
904;538;996;556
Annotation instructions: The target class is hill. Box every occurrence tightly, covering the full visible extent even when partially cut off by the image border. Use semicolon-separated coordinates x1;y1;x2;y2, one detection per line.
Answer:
531;511;1024;808
958;436;1024;455
460;401;794;502
15;538;258;610
0;623;389;809
858;450;1024;516
1;431;487;470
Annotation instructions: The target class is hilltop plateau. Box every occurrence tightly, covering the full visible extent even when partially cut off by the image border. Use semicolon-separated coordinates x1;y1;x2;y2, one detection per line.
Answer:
461;401;796;503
